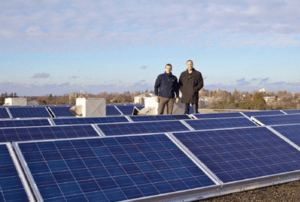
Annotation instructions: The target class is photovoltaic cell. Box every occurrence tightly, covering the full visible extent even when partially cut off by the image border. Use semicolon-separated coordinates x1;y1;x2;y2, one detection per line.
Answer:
242;110;284;117
134;105;144;110
0;125;99;142
184;118;257;130
9;107;51;118
0;144;30;201
253;114;300;126
115;106;135;115
106;106;122;116
97;121;190;136
271;124;300;146
48;106;74;117
17;134;215;202
173;127;300;183
282;109;300;115
52;116;129;125
129;114;191;122
0;119;51;128
194;112;244;119
0;108;10;119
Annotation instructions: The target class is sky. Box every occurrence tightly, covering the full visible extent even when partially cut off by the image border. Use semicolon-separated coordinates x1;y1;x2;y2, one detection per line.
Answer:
1;0;300;96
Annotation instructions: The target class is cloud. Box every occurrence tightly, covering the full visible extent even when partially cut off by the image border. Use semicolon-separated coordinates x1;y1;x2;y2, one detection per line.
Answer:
31;73;50;79
70;76;78;79
259;77;269;84
236;78;251;86
140;66;147;69
1;0;300;51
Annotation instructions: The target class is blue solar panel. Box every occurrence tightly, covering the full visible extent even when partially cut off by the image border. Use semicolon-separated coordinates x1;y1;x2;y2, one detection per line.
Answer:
97;121;191;136
174;127;300;183
253;114;300;126
129;114;191;122
282;109;300;114
53;116;129;125
242;110;284;117
184;118;257;130
0;125;99;142
9;107;51;118
0;119;51;128
17;135;215;201
0;144;31;201
115;106;135;115
48;106;74;117
271;124;300;146
0;108;10;119
194;112;244;119
106;106;122;116
134;105;144;110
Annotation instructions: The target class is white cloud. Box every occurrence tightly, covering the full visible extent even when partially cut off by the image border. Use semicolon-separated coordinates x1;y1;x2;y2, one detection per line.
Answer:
1;0;300;51
31;73;50;79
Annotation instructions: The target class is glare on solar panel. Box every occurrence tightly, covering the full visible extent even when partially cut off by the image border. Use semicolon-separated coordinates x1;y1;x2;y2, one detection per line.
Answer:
252;114;300;126
184;117;257;130
9;107;51;118
0;143;34;202
52;116;129;125
173;127;300;183
129;114;191;122
0;125;100;142
0;119;51;128
97;120;191;136
15;134;216;201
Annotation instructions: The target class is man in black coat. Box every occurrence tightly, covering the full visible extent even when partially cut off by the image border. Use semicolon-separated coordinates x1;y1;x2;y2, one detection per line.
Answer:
179;60;204;114
154;64;179;114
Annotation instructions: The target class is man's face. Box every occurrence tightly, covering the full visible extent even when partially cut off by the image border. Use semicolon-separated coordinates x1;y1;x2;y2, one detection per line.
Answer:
165;65;172;74
186;61;193;71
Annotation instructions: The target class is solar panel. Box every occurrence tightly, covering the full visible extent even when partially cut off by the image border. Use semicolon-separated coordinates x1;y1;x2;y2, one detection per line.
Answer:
194;112;244;119
242;110;284;117
129;114;191;122
0;125;100;142
48;106;74;117
134;105;144;110
253;114;300;126
9;107;52;118
97;120;191;136
271;124;300;147
0;143;33;201
0;108;10;119
16;134;216;201
0;119;51;128
282;109;300;114
106;106;122;116
173;127;300;183
115;106;135;115
52;116;129;125
184;118;257;130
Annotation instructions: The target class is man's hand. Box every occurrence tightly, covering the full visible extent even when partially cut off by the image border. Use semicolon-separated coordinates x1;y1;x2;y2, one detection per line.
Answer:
155;97;159;102
175;98;179;103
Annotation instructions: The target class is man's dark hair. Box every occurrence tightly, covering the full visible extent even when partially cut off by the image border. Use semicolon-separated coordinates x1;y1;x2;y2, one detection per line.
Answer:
186;60;193;64
165;63;172;68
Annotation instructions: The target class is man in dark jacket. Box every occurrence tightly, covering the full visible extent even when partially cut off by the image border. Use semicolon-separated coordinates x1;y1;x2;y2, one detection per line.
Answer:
154;64;179;114
179;60;204;114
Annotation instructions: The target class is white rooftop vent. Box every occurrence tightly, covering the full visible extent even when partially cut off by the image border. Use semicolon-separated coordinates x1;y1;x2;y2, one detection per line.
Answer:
76;98;106;117
4;98;27;106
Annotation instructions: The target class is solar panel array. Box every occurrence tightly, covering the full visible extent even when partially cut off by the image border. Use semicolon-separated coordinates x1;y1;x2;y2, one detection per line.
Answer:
53;116;129;125
194;112;244;119
253;114;300;126
0;119;51;128
16;135;215;201
114;105;135;115
242;110;284;117
0;108;10;119
271;124;300;146
106;106;122;116
282;109;300;114
97;121;190;136
0;125;100;143
185;118;257;130
129;114;191;122
173;127;300;183
48;106;75;117
9;107;51;118
0;144;31;202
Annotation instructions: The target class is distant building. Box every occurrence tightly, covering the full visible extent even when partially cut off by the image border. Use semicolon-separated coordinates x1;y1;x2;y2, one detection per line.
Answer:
263;96;276;102
134;93;155;104
259;88;266;93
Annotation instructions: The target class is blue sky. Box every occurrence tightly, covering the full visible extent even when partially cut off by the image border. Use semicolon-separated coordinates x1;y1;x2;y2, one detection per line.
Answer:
1;0;300;96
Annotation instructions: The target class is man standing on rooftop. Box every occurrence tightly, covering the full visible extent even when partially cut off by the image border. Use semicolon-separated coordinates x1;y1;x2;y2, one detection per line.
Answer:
154;64;179;114
179;60;204;114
